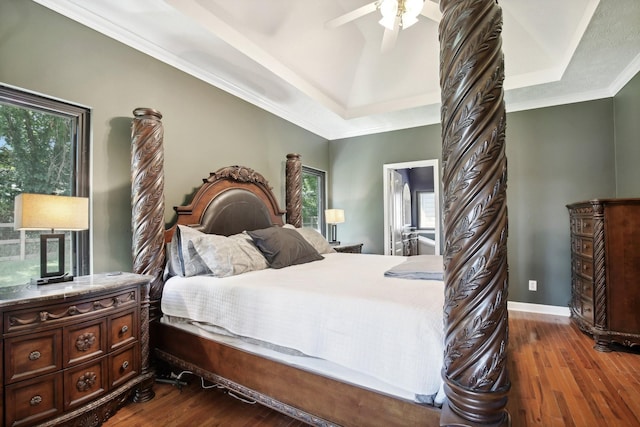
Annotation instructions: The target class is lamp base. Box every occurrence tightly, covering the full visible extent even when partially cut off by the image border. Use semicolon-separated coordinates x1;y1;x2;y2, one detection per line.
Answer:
31;274;74;286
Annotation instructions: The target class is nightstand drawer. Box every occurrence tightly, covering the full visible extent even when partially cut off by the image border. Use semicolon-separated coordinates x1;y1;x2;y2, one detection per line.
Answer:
64;357;108;410
65;319;107;367
109;344;139;388
5;371;63;427
109;309;137;350
5;329;62;383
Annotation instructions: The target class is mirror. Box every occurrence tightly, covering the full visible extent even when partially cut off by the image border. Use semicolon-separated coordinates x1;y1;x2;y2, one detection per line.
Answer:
383;159;440;256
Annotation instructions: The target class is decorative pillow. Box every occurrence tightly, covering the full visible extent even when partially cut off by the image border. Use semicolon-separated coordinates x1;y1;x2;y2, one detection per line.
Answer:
164;239;182;279
283;224;335;254
247;226;324;269
173;225;268;277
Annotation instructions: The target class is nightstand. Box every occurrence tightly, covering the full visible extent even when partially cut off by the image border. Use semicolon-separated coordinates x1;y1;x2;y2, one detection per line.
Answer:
332;243;363;254
0;272;154;426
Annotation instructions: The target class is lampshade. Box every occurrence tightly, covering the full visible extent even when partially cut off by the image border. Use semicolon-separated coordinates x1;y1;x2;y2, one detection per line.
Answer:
325;209;345;224
14;193;89;231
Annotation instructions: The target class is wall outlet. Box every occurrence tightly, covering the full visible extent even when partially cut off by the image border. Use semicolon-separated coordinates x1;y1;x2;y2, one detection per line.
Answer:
528;280;537;291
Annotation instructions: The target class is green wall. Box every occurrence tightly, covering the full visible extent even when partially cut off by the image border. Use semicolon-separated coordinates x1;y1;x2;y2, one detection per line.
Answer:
2;1;636;308
331;99;619;307
614;72;640;196
0;1;328;274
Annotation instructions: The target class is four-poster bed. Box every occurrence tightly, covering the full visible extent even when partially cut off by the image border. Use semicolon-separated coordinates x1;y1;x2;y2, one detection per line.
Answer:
130;1;510;425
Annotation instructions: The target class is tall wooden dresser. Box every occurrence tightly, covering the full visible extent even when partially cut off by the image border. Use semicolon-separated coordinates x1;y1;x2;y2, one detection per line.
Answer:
0;273;155;426
567;199;640;351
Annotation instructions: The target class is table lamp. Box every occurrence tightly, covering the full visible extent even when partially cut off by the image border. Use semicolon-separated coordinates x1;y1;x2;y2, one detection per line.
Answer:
325;208;345;245
14;193;89;285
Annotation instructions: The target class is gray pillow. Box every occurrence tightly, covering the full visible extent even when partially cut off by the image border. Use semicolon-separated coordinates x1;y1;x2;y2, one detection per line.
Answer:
247;227;324;269
283;224;336;254
173;225;268;277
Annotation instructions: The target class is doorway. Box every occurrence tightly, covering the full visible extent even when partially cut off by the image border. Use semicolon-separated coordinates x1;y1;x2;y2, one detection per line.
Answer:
383;160;440;256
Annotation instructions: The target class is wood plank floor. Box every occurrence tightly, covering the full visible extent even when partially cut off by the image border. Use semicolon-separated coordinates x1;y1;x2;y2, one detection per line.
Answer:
106;311;640;426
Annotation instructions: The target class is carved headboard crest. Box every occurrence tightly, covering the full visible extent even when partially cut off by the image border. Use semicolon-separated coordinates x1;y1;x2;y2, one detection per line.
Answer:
209;165;271;189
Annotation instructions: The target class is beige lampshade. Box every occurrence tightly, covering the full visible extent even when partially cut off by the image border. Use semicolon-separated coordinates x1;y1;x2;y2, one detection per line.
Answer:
14;193;89;231
325;208;345;224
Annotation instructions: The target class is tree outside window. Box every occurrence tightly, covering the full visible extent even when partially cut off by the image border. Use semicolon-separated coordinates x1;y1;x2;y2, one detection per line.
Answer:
302;166;326;235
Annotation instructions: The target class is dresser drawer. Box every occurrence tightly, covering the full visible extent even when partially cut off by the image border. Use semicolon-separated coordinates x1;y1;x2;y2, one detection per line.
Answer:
5;329;62;384
578;297;594;323
109;309;138;351
64;357;108;410
572;274;593;299
5;371;63;427
573;236;593;258
65;318;107;367
572;215;594;236
574;256;593;280
109;343;139;388
4;288;138;334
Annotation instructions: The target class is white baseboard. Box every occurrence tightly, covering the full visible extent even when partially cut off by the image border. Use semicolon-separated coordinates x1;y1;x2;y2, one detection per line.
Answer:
507;301;570;317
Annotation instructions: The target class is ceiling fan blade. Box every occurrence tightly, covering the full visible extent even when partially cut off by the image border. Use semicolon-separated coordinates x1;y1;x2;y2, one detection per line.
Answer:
325;2;378;29
381;17;400;53
420;1;442;22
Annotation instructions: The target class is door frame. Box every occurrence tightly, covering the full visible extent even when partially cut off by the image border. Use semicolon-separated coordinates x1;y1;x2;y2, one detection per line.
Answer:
383;159;440;256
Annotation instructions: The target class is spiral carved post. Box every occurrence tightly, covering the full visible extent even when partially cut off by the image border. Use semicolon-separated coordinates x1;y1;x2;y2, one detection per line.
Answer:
131;108;165;301
286;153;303;227
590;201;609;351
131;108;164;401
439;1;510;426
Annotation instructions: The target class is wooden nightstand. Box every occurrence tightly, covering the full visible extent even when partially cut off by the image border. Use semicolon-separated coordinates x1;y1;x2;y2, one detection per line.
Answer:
0;272;155;427
331;243;363;254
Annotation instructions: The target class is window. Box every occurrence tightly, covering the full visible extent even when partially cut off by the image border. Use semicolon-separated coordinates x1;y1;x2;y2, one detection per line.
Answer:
301;166;326;235
0;84;90;287
418;191;436;230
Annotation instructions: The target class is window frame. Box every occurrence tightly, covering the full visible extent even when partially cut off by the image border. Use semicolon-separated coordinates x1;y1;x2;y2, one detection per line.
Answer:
0;83;91;278
301;165;327;236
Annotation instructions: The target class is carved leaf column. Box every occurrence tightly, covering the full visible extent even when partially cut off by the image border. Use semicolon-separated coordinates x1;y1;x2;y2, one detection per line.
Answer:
131;108;165;300
439;1;510;426
130;108;163;403
286;153;303;227
589;201;608;351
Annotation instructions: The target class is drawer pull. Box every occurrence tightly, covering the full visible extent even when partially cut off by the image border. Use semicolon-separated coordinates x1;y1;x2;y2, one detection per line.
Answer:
76;332;97;352
121;360;129;370
28;350;41;361
120;325;129;334
76;372;97;392
30;395;42;406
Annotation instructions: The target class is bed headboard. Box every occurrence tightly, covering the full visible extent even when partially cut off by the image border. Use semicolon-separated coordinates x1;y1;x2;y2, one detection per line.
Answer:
164;165;285;244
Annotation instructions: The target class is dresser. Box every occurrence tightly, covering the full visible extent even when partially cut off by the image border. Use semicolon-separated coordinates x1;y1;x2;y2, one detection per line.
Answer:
567;199;640;351
0;273;155;426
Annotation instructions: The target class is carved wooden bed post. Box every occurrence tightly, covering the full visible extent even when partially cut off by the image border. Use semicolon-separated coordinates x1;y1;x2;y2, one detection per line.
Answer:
286;153;303;227
130;107;164;401
439;1;510;426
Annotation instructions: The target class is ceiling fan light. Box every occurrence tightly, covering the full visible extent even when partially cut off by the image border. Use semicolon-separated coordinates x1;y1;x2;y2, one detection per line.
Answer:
402;14;419;28
379;0;398;19
379;15;397;30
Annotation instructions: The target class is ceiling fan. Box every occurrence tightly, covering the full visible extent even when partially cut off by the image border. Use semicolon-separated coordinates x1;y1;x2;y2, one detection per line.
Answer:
325;0;442;52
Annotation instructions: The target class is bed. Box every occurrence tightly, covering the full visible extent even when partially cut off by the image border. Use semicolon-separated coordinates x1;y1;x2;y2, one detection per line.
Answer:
130;1;510;426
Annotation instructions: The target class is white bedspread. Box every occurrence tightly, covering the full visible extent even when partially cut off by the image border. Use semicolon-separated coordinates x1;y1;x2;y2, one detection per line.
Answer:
161;253;444;399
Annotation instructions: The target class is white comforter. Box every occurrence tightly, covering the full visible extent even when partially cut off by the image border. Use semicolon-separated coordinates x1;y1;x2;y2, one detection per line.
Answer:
161;252;444;399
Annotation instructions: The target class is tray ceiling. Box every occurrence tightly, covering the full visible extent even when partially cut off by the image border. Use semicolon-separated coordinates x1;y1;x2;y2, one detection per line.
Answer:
34;0;640;139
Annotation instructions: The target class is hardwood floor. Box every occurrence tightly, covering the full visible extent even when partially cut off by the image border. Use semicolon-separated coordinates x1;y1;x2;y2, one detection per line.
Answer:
106;311;640;426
